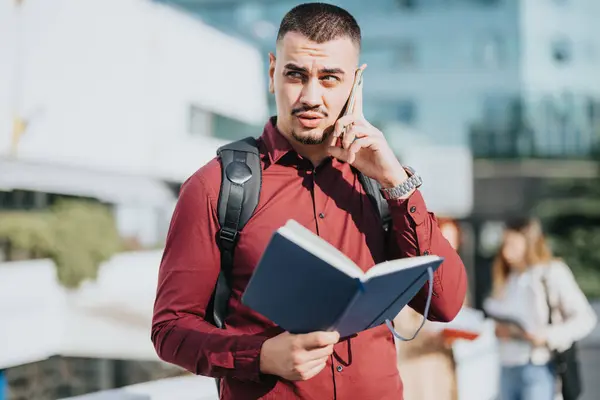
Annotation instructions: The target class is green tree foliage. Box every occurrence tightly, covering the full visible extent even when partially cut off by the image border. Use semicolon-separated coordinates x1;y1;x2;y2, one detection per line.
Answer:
536;179;600;299
548;227;600;299
0;200;120;288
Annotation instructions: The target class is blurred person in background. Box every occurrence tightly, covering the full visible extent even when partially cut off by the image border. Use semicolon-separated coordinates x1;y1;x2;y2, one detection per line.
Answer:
151;2;467;399
484;217;597;400
395;217;462;400
438;218;461;252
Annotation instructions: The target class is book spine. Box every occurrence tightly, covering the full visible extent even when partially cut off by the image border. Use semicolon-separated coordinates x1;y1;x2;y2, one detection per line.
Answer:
328;278;364;334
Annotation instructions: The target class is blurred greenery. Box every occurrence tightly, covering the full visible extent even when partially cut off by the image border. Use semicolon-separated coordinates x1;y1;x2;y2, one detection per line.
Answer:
0;200;120;288
0;211;54;256
536;178;600;299
548;228;600;299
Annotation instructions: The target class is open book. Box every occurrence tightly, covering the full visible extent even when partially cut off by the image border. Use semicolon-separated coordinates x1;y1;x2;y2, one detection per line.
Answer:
429;307;486;343
242;220;444;338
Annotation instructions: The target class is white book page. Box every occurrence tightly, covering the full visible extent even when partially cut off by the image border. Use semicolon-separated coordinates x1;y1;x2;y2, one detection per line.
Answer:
278;220;364;279
364;255;442;280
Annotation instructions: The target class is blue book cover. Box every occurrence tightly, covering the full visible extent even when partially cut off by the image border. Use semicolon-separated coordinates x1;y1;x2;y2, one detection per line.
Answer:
242;220;444;338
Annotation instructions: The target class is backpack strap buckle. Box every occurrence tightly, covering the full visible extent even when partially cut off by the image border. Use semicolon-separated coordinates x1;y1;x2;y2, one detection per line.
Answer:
218;227;238;250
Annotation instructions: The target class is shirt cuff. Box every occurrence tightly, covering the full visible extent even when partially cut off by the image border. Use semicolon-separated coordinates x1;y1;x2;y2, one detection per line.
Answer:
386;189;428;226
541;325;570;352
233;334;270;382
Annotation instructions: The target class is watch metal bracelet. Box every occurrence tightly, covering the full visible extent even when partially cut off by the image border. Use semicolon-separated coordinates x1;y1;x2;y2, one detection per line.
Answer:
380;171;423;200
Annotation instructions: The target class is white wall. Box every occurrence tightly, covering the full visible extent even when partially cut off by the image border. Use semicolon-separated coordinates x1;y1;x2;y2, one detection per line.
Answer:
0;251;165;369
520;0;600;95
386;122;474;219
0;0;268;182
0;259;64;368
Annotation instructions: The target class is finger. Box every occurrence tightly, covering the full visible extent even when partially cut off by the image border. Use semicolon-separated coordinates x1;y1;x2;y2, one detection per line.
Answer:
353;64;367;118
330;124;369;159
347;136;377;165
297;356;330;374
304;344;334;362
333;114;356;139
298;360;328;381
300;331;340;350
329;131;340;148
342;125;356;150
327;143;350;163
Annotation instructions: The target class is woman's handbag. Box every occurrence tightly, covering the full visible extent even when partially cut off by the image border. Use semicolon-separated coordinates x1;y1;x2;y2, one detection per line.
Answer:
541;275;583;400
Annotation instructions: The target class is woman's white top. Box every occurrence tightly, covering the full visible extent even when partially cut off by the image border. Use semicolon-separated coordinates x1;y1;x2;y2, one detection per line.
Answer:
483;260;597;366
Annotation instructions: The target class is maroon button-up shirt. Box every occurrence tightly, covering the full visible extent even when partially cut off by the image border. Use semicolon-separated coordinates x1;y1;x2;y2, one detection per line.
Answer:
152;118;467;400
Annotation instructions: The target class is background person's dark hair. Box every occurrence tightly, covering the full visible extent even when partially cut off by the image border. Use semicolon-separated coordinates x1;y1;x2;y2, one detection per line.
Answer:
277;3;361;49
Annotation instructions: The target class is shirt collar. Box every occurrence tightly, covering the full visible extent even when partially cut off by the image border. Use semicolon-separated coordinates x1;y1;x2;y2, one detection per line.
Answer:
259;116;342;170
260;116;295;168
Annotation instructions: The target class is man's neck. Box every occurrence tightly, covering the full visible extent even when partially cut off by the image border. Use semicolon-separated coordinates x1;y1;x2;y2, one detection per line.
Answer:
287;140;331;167
275;121;332;167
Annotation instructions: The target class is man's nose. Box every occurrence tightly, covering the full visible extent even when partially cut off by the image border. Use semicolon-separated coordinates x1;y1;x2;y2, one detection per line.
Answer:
299;78;323;108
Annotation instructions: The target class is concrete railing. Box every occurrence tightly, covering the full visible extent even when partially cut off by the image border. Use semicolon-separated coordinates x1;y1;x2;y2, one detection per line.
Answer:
59;375;219;400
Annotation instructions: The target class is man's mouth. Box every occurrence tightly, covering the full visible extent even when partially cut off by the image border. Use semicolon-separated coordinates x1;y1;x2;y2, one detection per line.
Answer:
296;112;324;128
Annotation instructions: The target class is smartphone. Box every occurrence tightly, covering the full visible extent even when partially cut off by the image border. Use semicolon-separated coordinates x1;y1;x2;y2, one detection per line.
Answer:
344;68;364;117
339;68;364;140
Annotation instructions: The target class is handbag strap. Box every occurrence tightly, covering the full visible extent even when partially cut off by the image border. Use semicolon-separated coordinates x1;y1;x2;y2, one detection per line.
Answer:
540;271;554;326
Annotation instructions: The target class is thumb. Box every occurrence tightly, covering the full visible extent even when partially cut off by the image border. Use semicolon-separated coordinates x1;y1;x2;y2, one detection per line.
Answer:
327;144;348;163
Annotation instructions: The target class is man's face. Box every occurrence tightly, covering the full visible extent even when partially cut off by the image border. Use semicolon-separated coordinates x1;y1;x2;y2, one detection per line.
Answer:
269;32;359;145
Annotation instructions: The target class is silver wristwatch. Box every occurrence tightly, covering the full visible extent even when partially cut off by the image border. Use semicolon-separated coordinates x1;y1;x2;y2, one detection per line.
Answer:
380;166;423;200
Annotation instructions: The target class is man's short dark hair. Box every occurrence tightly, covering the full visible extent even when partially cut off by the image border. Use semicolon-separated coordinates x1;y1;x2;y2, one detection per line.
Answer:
277;3;361;49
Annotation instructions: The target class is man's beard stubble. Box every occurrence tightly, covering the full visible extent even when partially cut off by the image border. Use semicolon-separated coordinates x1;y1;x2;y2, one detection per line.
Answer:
291;128;332;145
290;105;333;145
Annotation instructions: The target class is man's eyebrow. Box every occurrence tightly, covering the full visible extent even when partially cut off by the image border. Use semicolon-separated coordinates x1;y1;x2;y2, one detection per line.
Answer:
320;67;345;75
283;63;345;75
284;63;308;73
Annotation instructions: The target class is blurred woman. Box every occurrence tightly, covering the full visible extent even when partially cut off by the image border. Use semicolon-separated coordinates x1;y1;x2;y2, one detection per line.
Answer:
484;217;597;400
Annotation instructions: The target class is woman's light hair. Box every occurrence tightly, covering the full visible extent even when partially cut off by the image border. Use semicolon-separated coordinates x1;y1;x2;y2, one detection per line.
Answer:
491;217;553;298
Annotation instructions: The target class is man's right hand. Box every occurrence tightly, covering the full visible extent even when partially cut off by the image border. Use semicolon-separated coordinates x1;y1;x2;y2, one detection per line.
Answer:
259;331;340;381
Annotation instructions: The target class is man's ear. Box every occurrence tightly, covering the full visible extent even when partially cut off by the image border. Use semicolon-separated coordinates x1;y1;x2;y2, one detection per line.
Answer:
268;52;276;94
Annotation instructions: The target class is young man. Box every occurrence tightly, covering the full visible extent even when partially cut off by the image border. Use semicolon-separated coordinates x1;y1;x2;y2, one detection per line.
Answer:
152;3;467;399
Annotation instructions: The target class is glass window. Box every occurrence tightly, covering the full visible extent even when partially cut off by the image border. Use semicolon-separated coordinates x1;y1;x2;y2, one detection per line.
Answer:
396;0;419;9
212;114;261;141
394;41;417;67
585;41;597;64
552;37;572;64
188;105;213;136
368;98;417;125
474;34;504;68
397;100;417;124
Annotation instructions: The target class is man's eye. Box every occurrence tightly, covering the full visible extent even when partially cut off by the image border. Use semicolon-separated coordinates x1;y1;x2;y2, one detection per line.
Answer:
321;75;340;84
286;71;304;79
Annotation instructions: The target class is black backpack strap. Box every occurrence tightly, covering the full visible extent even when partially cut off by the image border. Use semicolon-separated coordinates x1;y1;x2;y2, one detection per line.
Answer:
213;137;262;328
356;171;392;232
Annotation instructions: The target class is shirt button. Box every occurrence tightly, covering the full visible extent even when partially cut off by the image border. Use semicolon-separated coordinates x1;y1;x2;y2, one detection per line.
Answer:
336;365;343;372
410;206;417;213
318;212;325;219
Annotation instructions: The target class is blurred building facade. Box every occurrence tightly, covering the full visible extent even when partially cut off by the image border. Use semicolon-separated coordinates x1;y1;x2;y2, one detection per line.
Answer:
0;0;268;248
0;1;270;397
161;0;600;157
